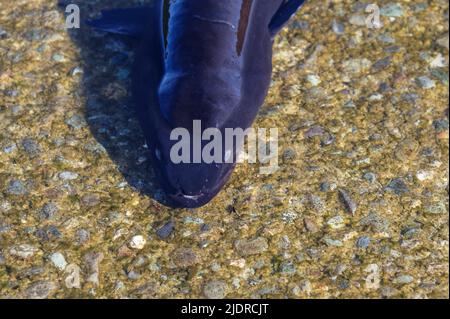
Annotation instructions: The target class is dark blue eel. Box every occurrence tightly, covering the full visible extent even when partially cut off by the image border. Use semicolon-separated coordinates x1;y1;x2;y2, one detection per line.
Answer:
88;0;306;208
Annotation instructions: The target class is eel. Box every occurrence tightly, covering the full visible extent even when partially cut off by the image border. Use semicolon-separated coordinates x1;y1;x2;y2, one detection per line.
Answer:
88;0;306;208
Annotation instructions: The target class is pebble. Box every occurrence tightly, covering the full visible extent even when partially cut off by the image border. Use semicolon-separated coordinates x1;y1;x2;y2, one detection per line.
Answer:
298;279;312;295
234;237;268;256
363;172;377;183
327;216;345;229
306;74;321;86
304;217;320;233
21;138;41;157
203;280;228;299
49;252;67;270
279;262;296;275
156;221;175;239
65;264;81;289
75;229;90;245
424;202;447;215
26;281;57;299
356;236;371;249
81;194;100;207
386;178;409;196
437;35;449;50
84;251;104;286
433;119;449;132
308;194;326;213
394;275;414;285
9;244;38;259
6;180;27;195
338;189;357;215
0;27;7;39
35;225;61;242
52;53;65;62
323;237;343;247
359;212;389;233
172;248;198;267
129;235;146;250
0;252;5;265
66;114;86;130
380;3;405;17
39;203;58;220
372;57;391;72
59;171;79;180
332;20;345;35
416;76;436;89
343;58;371;74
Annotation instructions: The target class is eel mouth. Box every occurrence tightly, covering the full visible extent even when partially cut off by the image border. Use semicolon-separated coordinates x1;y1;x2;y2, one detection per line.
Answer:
165;169;234;208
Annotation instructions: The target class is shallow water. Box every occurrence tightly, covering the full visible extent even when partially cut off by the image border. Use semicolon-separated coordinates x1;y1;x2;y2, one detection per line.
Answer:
0;0;448;298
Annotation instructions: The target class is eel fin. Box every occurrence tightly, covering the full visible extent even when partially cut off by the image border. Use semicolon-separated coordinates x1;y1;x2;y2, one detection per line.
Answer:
87;6;158;38
269;0;307;37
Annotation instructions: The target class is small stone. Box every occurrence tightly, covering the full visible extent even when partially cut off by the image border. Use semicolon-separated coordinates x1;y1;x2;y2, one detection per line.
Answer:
380;3;405;17
75;229;90;245
327;216;345;229
156;221;175;239
299;279;312;295
416;76;436;89
279;262;296;275
65;264;81;289
172;248;198;267
433;119;449;133
359;212;390;233
332;20;345;35
437;35;449;50
338;189;357;215
26;281;57;299
59;171;78;180
66;114;86;130
84;251;104;286
81;194;100;207
307;194;326;213
35;225;61;242
21;138;41;157
49;252;67;270
234;237;268;256
305;126;325;138
394;275;414;285
304;217;320;233
343;58;371;74
306;74;321;86
9;244;38;259
372;57;391;72
129;235;146;250
39;203;58;220
363;172;377;183
424;202;447;215
386;178;409;196
52;53;65;62
6;180;27;195
323;237;343;247
416;170;433;181
203;280;228;299
0;27;7;39
356;236;371;249
133;282;158;298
